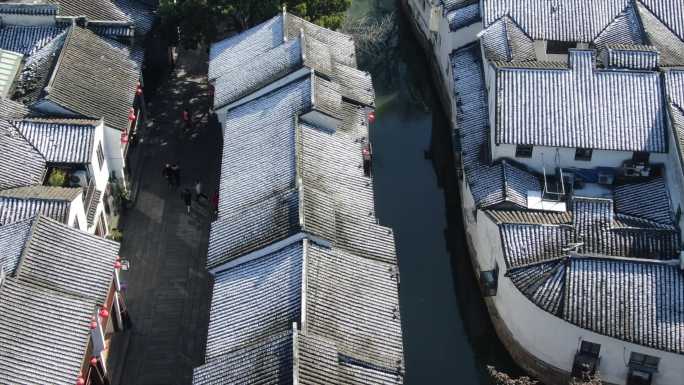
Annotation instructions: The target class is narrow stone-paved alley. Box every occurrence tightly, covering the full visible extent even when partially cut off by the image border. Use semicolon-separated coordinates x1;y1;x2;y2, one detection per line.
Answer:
107;49;220;385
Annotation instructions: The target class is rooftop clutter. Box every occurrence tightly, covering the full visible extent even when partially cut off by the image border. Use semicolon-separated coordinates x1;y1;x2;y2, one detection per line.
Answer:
450;0;684;360
194;11;405;385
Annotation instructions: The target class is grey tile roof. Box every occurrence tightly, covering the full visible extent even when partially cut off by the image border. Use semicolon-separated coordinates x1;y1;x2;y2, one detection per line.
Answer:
666;70;684;176
209;15;284;82
12;30;67;105
12;119;95;163
0;120;46;190
193;331;294;385
564;256;684;354
284;13;356;68
501;224;575;268
199;240;404;384
446;2;481;31
440;0;469;13
601;45;660;70
496;50;667;152
213;38;303;109
211;73;391;268
0;277;94;385
204;243;302;360
0;2;58;15
209;16;372;109
479;16;535;62
217;76;308;219
639;0;684;41
613;179;673;225
296;331;403;385
450;44;541;209
573;197;680;260
482;0;633;42
0;216;33;274
0;185;81;201
0;24;67;56
42;26;140;132
304;243;404;371
17;215;119;304
592;3;645;50
0;194;72;225
0;97;29;119
485;209;573;225
55;0;132;22
207;189;299;269
507;258;566;315
113;0;156;35
635;2;684;66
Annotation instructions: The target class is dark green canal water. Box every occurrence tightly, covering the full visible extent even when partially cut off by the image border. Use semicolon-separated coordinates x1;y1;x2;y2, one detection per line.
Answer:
348;1;524;383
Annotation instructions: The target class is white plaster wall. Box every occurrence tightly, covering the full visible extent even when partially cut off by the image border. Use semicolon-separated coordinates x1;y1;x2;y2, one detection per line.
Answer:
492;144;669;174
91;121;111;191
103;125;125;180
68;193;88;232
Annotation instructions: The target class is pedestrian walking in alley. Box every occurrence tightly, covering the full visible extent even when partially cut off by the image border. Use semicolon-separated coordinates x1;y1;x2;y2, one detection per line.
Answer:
211;191;219;216
181;188;192;214
182;108;192;130
162;164;173;187
195;179;208;202
171;164;181;187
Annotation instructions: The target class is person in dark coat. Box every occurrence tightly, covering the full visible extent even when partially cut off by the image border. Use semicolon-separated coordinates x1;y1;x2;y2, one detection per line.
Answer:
170;164;181;187
181;188;192;214
162;164;173;187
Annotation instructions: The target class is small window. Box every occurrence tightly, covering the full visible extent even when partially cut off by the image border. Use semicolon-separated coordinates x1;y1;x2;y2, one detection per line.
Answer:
572;341;601;379
480;264;499;297
632;151;650;164
574;148;593;161
96;142;105;171
515;145;533;158
547;40;576;54
627;352;659;385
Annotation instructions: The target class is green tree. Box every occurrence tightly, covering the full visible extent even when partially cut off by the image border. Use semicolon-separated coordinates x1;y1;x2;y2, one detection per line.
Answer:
158;0;352;49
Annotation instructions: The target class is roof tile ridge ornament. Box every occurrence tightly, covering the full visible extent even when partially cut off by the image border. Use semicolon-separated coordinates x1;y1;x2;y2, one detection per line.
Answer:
282;4;288;43
300;28;306;62
295;114;305;230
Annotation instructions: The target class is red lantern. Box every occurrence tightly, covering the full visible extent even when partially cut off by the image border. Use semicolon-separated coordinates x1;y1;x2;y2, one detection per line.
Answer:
128;108;136;121
116;256;121;261
90;356;98;366
136;86;143;96
90;320;98;330
114;261;122;269
368;111;376;124
99;308;109;318
120;132;129;144
76;377;85;385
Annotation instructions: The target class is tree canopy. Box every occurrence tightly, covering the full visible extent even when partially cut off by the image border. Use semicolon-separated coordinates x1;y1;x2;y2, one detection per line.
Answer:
159;0;351;48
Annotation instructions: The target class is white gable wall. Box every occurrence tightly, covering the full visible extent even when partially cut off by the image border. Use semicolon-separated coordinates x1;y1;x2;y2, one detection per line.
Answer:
67;194;88;232
492;143;669;174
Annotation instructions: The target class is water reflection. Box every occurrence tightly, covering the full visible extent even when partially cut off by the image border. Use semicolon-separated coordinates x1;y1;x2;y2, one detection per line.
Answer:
348;1;524;383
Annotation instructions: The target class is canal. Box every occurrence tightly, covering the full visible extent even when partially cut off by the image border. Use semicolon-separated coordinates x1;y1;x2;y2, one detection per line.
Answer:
348;1;524;384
